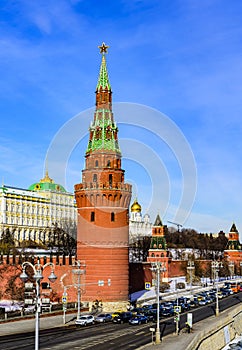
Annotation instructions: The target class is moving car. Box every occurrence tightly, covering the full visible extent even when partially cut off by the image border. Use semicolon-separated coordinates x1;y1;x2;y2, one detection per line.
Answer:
95;313;112;323
129;314;148;325
75;315;95;326
161;306;174;317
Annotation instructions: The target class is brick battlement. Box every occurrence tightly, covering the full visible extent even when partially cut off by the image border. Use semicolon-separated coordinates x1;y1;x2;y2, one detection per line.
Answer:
0;254;76;266
74;182;131;192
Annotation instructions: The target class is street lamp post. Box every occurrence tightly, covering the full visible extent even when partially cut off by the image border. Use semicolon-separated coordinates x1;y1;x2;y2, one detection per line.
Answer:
72;260;86;320
211;261;222;317
20;260;57;350
151;261;166;344
187;260;195;294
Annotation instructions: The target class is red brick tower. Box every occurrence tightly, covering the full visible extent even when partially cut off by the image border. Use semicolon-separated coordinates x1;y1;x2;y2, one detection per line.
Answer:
74;43;132;309
224;223;242;266
147;214;169;281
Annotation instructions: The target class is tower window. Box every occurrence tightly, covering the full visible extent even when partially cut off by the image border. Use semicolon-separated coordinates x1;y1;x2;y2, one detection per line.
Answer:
91;211;95;222
107;160;111;167
95;160;98;167
109;174;113;186
111;212;115;222
93;174;97;182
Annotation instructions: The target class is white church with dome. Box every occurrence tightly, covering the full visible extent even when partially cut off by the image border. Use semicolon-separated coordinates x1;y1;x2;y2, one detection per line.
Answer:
129;199;152;243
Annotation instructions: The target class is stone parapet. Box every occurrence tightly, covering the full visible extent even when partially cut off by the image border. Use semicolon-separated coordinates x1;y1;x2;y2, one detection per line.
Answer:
186;304;242;350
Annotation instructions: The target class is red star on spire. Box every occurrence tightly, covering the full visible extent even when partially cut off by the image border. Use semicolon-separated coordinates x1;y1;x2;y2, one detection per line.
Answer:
98;42;109;54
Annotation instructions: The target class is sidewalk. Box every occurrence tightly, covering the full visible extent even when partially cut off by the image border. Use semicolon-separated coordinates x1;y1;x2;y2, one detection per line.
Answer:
0;313;75;336
138;321;205;350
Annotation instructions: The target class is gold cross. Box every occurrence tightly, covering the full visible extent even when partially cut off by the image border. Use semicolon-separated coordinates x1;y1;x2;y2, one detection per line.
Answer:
98;42;109;54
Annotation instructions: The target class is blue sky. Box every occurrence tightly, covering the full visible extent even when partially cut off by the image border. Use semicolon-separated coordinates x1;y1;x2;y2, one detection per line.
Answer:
1;0;242;235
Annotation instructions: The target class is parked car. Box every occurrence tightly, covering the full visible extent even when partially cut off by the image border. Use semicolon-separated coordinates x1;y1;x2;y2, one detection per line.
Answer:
75;315;95;326
113;311;133;324
129;314;148;325
95;313;112;323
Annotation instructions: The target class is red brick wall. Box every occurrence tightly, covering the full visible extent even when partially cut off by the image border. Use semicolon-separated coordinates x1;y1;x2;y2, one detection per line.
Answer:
0;256;81;303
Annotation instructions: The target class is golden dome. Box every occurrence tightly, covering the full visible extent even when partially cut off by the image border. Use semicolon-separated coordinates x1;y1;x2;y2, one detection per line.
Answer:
131;199;142;212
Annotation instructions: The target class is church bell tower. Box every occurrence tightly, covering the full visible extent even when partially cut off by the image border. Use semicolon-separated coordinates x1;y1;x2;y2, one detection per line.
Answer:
74;43;132;309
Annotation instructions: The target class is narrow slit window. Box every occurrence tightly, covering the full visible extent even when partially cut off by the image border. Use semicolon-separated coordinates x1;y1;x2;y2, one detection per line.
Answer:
109;174;113;186
91;211;95;222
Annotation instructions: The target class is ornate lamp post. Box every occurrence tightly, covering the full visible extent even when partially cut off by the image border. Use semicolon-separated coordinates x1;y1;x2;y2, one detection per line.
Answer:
72;260;86;320
187;260;195;293
211;261;222;317
20;260;57;350
151;261;166;344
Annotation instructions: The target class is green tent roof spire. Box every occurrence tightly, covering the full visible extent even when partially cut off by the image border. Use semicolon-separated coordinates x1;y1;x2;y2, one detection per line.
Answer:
86;43;121;155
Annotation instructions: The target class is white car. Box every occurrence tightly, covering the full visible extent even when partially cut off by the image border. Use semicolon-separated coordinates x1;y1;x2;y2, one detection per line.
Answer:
75;315;95;326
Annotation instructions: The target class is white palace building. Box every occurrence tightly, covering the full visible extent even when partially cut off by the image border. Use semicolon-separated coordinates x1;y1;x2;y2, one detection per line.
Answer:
0;171;76;244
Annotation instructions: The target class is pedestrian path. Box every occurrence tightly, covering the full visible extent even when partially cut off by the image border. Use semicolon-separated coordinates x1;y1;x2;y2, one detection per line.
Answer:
138;317;208;350
0;313;75;336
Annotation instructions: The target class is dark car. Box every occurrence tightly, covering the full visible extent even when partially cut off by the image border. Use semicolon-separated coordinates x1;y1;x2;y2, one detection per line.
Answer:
161;306;174;317
113;311;133;324
132;307;145;315
143;310;155;322
129;314;148;325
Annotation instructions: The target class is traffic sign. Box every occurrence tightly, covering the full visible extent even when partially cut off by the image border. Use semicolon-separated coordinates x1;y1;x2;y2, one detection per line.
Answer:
145;282;151;290
174;305;181;313
62;296;68;304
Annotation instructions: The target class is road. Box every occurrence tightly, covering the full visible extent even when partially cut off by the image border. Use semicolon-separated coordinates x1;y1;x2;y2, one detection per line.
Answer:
0;292;241;350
